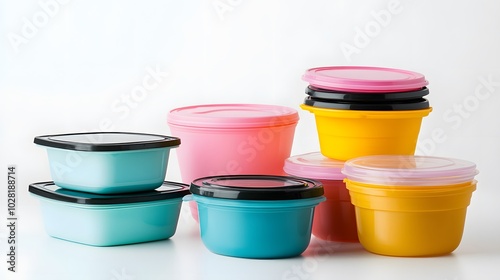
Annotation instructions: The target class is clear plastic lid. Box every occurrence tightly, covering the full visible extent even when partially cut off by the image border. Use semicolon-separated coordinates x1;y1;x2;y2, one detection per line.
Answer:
284;152;345;180
302;66;428;93
168;104;299;128
342;155;479;186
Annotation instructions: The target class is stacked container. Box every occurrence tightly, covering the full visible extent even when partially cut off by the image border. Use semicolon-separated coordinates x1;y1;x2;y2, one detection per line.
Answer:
29;132;190;246
292;65;478;256
300;66;432;160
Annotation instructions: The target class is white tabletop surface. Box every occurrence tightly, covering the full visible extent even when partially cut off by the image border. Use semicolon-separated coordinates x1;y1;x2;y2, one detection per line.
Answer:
3;170;500;280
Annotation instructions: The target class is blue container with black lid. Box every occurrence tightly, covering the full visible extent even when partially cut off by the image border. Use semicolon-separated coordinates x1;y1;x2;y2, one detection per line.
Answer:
189;175;325;259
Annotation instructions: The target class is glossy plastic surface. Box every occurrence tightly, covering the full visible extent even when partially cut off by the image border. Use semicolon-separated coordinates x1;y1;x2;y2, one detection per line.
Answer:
32;195;184;246
303;96;430;111
44;147;173;194
342;155;479;186
193;195;325;258
168;104;299;221
284;153;357;242
306;86;429;101
168;104;299;128
311;180;358;242
190;175;323;200
346;180;477;256
302;66;428;92
300;104;432;160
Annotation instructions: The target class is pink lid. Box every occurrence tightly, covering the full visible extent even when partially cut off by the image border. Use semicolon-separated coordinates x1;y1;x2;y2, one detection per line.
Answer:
284;152;345;180
168;104;299;128
342;155;479;186
302;66;428;93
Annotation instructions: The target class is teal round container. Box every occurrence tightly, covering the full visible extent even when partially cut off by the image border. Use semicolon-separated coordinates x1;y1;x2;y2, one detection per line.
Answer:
190;175;325;259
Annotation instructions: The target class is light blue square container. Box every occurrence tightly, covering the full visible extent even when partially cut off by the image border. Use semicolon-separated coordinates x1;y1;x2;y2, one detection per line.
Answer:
34;132;180;194
29;181;190;246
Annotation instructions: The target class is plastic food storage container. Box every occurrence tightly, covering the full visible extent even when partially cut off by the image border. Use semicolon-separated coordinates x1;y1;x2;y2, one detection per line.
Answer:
29;181;190;246
284;152;358;242
300;105;431;160
168;104;299;221
189;175;325;259
34;132;180;194
301;66;432;160
342;155;479;257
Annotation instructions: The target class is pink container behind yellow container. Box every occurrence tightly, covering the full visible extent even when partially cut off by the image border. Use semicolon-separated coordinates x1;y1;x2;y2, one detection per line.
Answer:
168;104;299;221
284;152;358;243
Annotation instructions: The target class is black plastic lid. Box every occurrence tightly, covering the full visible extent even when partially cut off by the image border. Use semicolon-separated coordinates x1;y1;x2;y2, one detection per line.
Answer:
34;132;181;152
190;175;323;200
303;96;430;111
29;181;190;205
306;86;429;102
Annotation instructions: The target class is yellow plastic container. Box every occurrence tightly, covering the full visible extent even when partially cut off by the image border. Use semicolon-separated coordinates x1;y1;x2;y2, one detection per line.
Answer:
342;155;479;257
346;180;476;257
300;104;432;160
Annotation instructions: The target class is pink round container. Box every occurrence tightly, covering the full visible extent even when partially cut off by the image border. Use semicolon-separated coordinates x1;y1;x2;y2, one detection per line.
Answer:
168;104;299;221
302;66;428;93
284;152;358;242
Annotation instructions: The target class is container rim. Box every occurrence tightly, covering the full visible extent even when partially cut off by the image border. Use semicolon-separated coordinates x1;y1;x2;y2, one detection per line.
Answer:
29;181;190;205
302;66;428;93
167;103;299;129
342;155;479;186
192;194;325;208
190;175;324;200
300;104;432;119
346;180;477;212
303;96;430;111
306;86;430;100
34;132;180;152
284;152;345;180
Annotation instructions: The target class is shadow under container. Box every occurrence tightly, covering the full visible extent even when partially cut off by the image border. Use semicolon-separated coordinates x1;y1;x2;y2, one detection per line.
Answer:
284;152;358;242
29;181;190;246
34;132;180;194
342;155;479;257
301;66;432;161
168;104;299;221
189;175;325;259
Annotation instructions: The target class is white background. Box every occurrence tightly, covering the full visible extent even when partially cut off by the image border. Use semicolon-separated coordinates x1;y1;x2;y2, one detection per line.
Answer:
1;0;500;279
